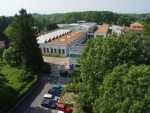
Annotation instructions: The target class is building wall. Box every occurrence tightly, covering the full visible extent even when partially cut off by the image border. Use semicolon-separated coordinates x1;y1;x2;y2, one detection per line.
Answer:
94;32;107;37
39;32;87;56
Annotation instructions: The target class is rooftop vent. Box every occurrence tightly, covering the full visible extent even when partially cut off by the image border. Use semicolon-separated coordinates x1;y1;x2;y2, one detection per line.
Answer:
61;39;65;41
72;34;75;35
67;36;71;38
76;32;78;33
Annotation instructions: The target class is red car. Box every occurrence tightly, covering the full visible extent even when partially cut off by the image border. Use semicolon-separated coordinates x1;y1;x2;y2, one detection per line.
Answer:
56;103;72;113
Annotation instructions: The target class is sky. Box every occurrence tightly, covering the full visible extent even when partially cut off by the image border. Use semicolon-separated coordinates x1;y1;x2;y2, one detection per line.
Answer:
0;0;150;16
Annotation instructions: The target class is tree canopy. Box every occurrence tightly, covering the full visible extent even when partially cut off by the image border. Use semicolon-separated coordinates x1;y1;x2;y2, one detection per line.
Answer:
72;31;150;113
6;9;43;73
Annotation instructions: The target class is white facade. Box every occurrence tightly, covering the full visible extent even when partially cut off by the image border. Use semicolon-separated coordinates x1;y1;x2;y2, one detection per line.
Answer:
38;30;87;57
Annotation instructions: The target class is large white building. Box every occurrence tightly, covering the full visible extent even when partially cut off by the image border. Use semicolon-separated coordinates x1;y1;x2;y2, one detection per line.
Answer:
38;30;87;56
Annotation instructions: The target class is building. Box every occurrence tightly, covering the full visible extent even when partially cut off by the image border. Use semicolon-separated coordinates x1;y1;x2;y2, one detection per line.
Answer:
111;25;123;35
57;22;97;33
94;23;109;37
0;41;5;49
69;44;85;70
124;22;143;32
38;30;87;56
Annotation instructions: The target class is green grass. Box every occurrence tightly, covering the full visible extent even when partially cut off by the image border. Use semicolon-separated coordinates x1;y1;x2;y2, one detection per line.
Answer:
1;66;25;91
0;65;38;113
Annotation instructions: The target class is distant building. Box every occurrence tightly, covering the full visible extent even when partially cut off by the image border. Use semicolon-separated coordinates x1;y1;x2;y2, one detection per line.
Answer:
124;22;143;32
0;41;5;49
94;23;109;37
111;25;123;35
38;30;87;56
69;44;85;70
57;22;97;33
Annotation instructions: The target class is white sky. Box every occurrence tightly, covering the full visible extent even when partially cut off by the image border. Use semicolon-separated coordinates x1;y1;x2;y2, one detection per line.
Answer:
0;0;150;16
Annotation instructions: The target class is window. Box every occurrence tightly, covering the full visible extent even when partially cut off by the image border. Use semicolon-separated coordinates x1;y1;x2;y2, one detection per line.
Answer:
43;48;46;53
54;49;57;53
62;49;65;54
51;48;53;53
47;48;49;53
58;49;61;54
70;54;80;58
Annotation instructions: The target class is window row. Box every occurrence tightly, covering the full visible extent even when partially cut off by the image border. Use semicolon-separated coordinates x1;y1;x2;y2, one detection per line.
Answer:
42;48;65;55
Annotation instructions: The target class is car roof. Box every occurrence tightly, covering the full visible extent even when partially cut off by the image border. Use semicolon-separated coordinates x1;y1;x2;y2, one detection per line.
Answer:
57;103;65;108
44;94;52;98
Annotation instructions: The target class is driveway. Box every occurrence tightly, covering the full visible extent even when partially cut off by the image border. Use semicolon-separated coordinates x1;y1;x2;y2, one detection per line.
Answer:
12;56;71;113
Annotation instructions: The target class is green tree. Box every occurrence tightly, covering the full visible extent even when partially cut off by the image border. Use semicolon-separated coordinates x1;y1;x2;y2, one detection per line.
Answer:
93;64;150;113
78;32;150;112
3;47;17;66
9;9;43;73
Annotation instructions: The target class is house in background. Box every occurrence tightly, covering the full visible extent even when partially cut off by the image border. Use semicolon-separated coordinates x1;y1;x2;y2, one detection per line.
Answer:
69;44;85;70
94;23;110;37
124;22;143;32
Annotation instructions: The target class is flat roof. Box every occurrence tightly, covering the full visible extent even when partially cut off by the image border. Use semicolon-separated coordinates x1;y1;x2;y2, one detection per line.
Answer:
95;23;109;33
37;29;70;43
48;30;86;45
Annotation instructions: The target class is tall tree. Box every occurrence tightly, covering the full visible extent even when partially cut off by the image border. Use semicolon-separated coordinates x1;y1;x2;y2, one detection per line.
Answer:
9;9;43;73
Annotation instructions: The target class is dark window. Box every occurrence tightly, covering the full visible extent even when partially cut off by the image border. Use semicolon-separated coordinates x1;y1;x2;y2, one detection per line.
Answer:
62;49;65;54
58;49;61;54
47;48;49;53
51;48;53;53
43;48;46;53
70;54;80;58
54;49;57;53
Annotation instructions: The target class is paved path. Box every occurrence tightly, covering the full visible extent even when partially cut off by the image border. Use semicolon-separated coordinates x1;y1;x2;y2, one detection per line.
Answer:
12;57;71;113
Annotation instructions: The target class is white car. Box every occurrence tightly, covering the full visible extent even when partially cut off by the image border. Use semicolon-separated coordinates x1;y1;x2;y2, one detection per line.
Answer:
56;110;64;113
44;94;59;102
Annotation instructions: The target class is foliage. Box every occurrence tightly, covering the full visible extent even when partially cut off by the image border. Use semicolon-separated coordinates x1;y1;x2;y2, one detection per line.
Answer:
76;32;150;113
3;47;17;66
18;70;34;82
0;66;38;113
9;9;43;73
93;64;150;113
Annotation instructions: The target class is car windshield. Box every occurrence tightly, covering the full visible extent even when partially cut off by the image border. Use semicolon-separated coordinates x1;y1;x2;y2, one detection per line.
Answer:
51;95;55;99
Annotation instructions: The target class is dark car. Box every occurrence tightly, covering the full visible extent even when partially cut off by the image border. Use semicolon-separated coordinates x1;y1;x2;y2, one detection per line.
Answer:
41;98;57;109
52;84;64;91
56;103;72;113
48;88;62;96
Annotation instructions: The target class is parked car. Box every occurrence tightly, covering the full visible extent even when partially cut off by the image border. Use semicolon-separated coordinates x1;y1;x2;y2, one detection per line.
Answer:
56;110;64;113
52;84;64;91
44;94;59;102
56;103;72;113
48;88;62;96
41;98;57;109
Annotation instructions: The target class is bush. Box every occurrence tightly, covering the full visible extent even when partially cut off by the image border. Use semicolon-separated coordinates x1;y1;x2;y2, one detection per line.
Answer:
18;70;34;82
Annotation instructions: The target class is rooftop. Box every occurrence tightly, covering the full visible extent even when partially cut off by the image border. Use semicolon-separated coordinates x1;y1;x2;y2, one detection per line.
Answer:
48;30;86;45
37;29;70;43
95;23;109;33
130;22;143;27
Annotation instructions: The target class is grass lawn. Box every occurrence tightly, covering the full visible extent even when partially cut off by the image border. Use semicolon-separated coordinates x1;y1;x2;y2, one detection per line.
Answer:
1;66;26;91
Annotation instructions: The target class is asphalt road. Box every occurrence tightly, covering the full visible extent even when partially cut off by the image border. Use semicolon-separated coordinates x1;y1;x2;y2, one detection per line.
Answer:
12;57;71;113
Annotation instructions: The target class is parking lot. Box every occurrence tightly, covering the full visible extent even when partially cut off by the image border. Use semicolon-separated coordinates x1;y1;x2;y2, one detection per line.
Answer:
12;57;71;113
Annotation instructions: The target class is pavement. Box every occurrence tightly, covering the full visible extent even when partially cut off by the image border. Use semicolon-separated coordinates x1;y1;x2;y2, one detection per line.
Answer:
12;57;71;113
